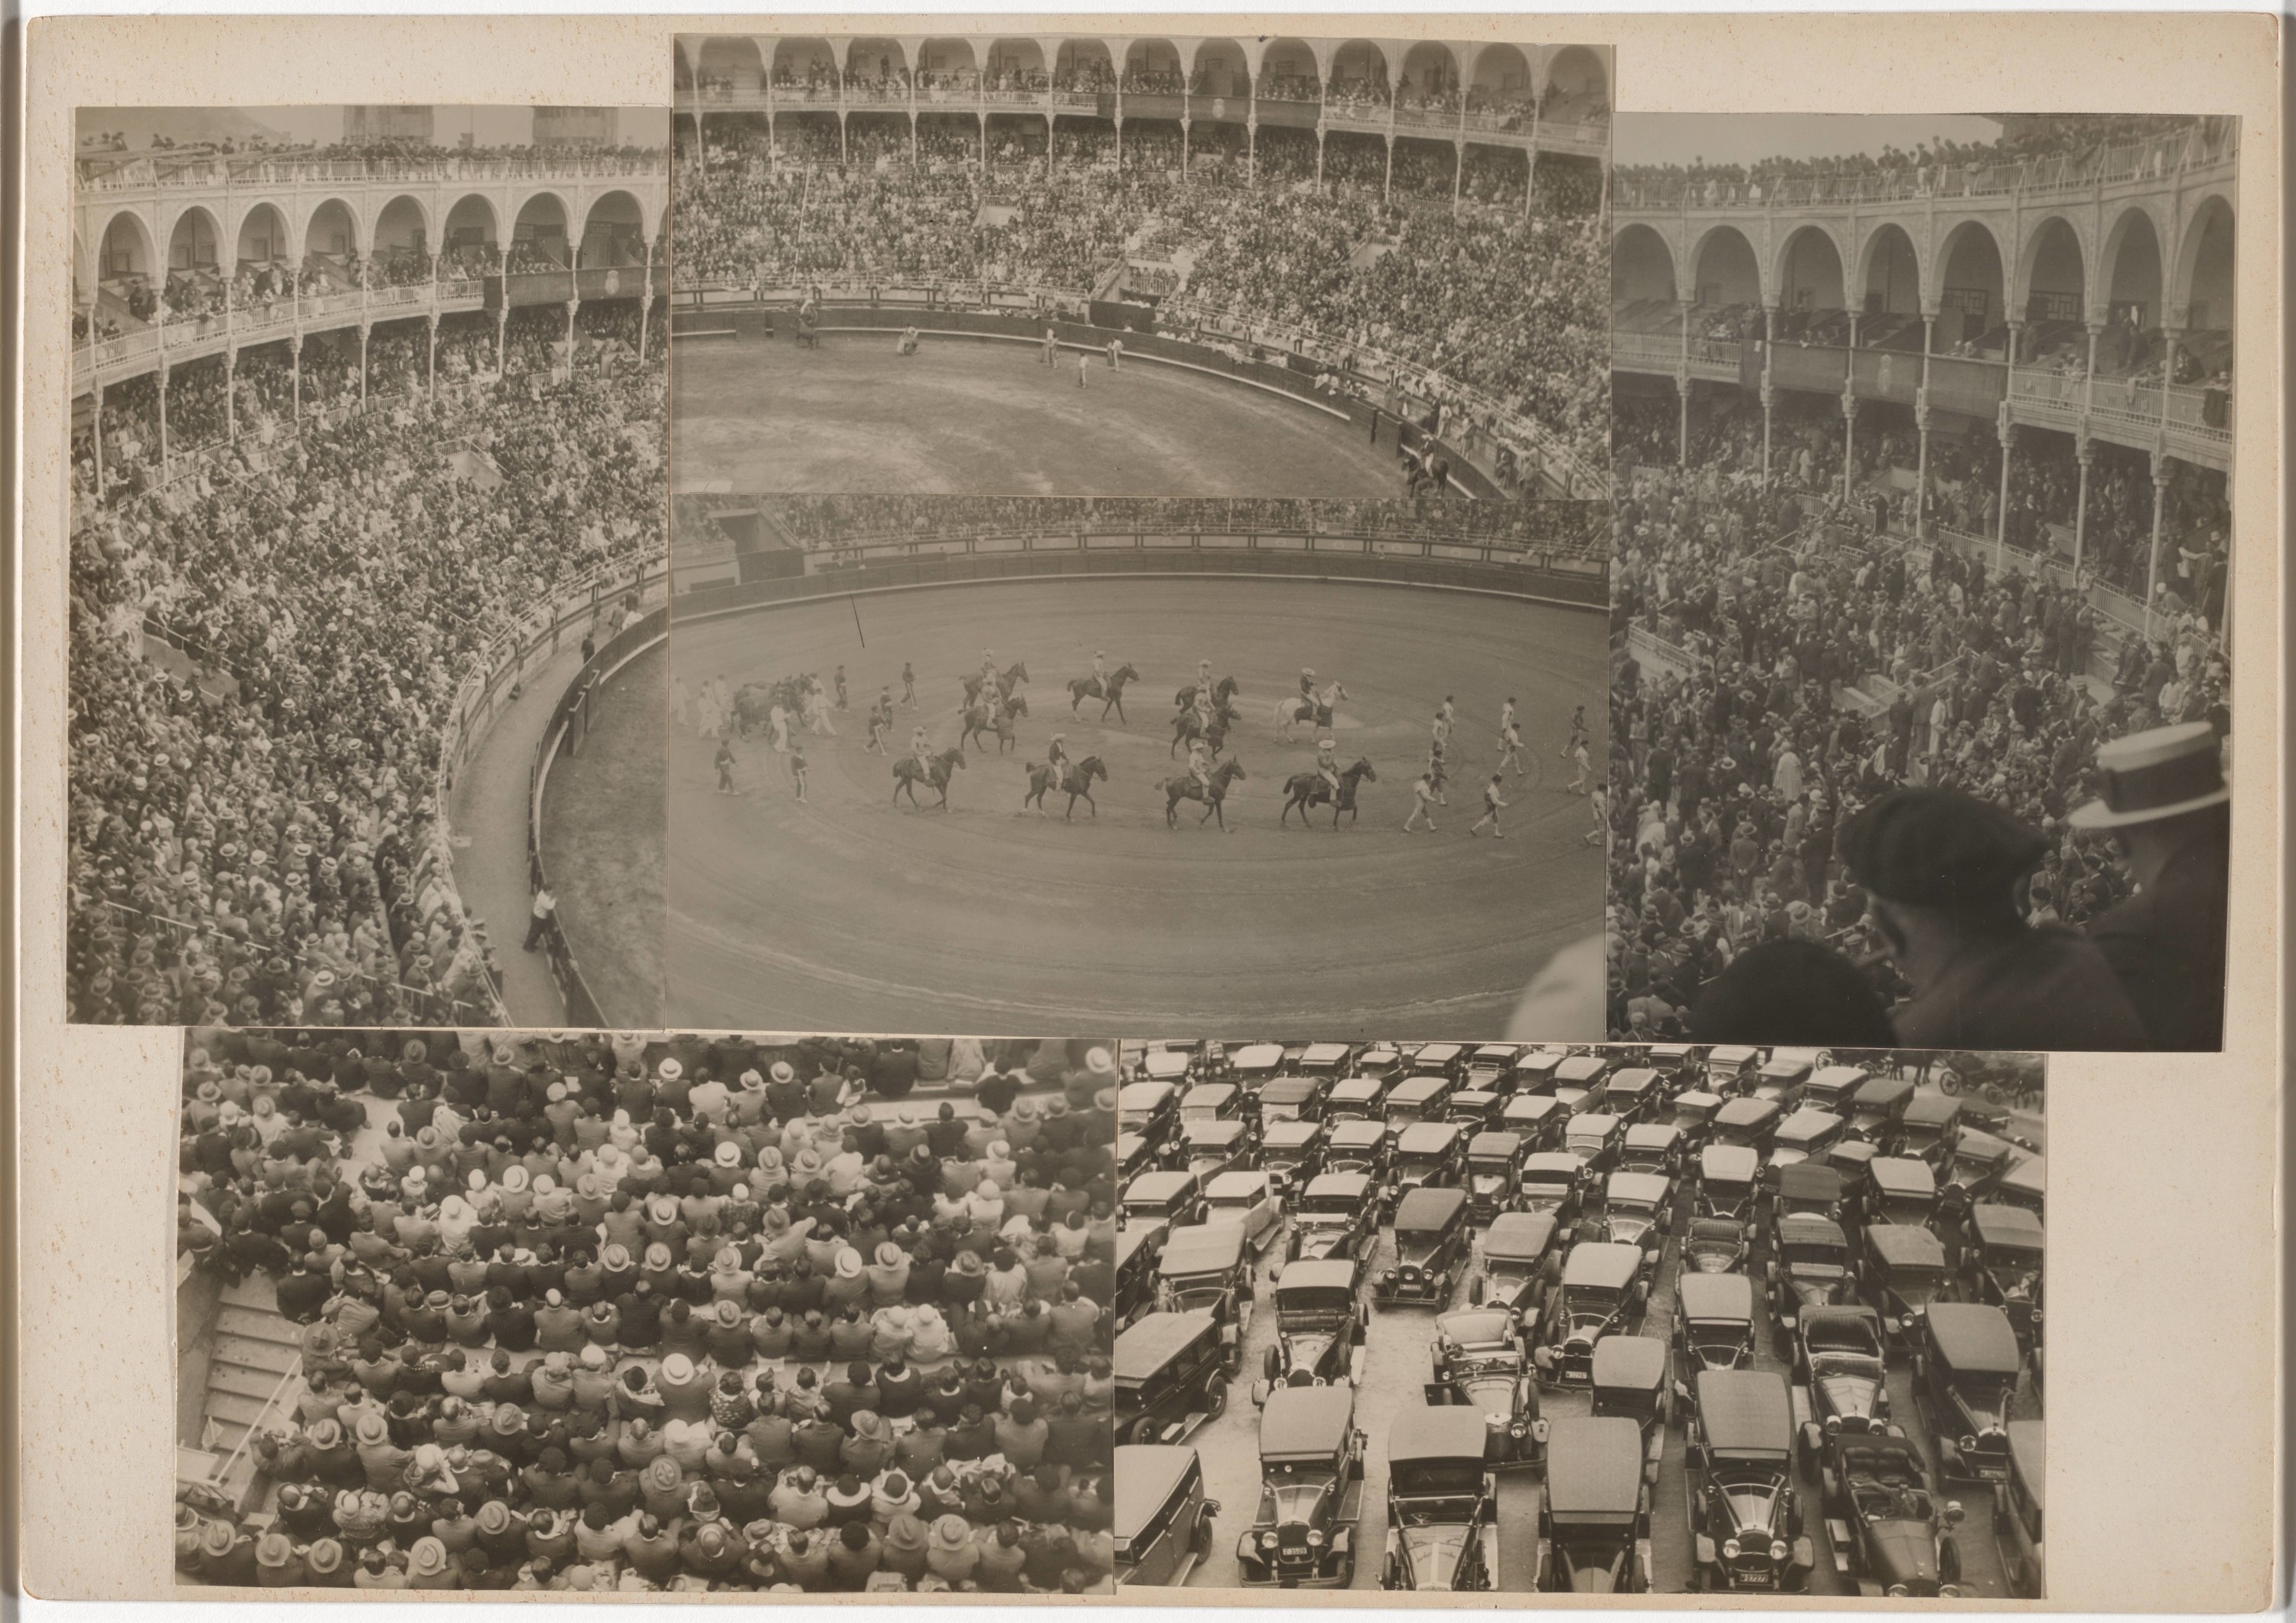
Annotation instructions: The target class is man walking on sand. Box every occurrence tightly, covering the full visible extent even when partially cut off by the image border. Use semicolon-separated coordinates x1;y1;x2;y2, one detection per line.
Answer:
1469;775;1509;838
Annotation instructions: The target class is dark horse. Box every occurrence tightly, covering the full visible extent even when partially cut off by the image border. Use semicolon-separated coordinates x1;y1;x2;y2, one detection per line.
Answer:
1023;755;1109;821
960;661;1029;707
892;747;967;811
1281;757;1378;828
1067;663;1140;722
1169;703;1239;759
961;692;1028;753
1163;757;1247;830
1175;674;1242;714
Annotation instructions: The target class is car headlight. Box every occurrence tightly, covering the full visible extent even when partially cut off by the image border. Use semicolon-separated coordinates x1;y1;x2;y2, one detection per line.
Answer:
1721;1539;1741;1560
1261;1532;1279;1550
1509;1422;1527;1438
1306;1530;1326;1546
1887;1584;1912;1597
1381;1269;1397;1283
1769;1540;1789;1563
1940;1584;1965;1599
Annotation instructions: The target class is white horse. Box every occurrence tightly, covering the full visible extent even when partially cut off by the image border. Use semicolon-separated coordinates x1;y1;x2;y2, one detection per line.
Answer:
1274;681;1349;740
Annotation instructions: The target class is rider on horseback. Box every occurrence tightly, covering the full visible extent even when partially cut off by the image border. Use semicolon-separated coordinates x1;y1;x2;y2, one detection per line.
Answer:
1315;737;1343;801
979;648;998;689
1188;737;1215;795
1092;649;1107;684
1300;666;1318;704
1046;733;1071;779
909;725;933;776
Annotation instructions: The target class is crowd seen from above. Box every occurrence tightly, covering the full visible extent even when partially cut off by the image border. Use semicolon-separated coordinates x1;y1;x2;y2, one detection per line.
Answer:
175;1030;1118;1593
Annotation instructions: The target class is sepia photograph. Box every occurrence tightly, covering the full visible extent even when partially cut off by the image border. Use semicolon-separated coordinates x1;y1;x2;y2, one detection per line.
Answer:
64;104;672;1030
172;1028;1120;1593
1603;113;2235;1050
668;32;1610;500
657;493;1610;1038
1111;1039;2043;1597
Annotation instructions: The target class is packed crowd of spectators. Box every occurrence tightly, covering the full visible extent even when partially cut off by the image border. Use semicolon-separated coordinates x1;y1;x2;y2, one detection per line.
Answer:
1603;460;2228;1037
66;299;667;1027
673;128;1608;478
174;1030;1118;1593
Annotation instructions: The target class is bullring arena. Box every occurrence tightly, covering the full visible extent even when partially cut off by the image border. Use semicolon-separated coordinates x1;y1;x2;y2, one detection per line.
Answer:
603;511;1610;1037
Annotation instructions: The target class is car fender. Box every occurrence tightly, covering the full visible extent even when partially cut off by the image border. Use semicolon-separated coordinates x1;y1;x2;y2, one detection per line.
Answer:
1792;1536;1817;1573
1694;1533;1717;1566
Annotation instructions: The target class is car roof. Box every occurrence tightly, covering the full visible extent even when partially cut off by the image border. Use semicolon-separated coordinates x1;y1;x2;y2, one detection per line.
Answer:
1275;1259;1358;1294
1230;1043;1284;1069
1326;1116;1387;1142
1773;1162;1845;1201
1453;1088;1502;1106
1260;1383;1356;1458
1673;1089;1725;1111
1397;1121;1464;1154
1435;1308;1518;1347
1699;1144;1760;1180
1971;1203;2045;1246
1393;1186;1469;1230
1592;1334;1668;1387
1998;1155;2046;1196
1114;1311;1218;1380
1159;1224;1246;1275
1468;1130;1523;1159
1675;1271;1756;1320
1390;1074;1451;1102
1113;1445;1198;1536
1329;1079;1385;1103
1261;1119;1323;1146
1120;1080;1176;1107
1707;1045;1760;1066
1504;1095;1564;1121
1524;1151;1584;1177
1850;1076;1914;1109
1416;1043;1465;1063
1625;1122;1681;1146
1776;1107;1844;1141
1303;1171;1374;1198
1259;1076;1321;1101
1717;1097;1780;1126
1562;1242;1643;1288
1204;1170;1268;1198
1867;1158;1937;1195
2007;1419;2045;1501
1473;1043;1521;1060
1185;1119;1247;1146
1568;1112;1621;1135
1513;1050;1566;1075
1182;1083;1238;1105
1544;1417;1646;1514
1117;1223;1166;1267
1776;1213;1849;1247
1903;1091;1964;1126
1695;1370;1793;1456
1481;1210;1559;1260
1142;1050;1192;1079
1606;1171;1671;1203
1926;1303;2023;1372
1800;1303;1884;1343
1124;1170;1195;1200
1303;1042;1352;1064
1555;1055;1609;1083
1648;1043;1696;1061
1384;1401;1489;1465
1606;1067;1659;1092
1864;1223;1946;1267
1809;1064;1869;1092
1954;1127;2014;1161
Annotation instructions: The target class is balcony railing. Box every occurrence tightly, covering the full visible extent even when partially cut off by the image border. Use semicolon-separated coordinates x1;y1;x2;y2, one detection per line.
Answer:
77;151;666;191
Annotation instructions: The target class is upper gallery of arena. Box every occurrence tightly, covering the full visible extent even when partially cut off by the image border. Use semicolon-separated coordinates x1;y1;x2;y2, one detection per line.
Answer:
670;36;1613;487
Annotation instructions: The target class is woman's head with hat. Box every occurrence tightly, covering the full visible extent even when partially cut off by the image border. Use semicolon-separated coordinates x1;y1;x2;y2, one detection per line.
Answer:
2071;720;2230;831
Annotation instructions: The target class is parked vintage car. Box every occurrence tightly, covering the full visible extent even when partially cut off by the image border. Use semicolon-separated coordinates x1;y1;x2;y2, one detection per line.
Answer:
1681;1215;1750;1277
1818;1430;1965;1596
1287;1172;1380;1272
1377;1187;1473;1307
1257;1119;1326;1200
1602;1067;1662;1125
1463;1130;1525;1221
1139;1047;1196;1089
1790;1304;1893;1455
1122;1168;1204;1234
1119;1131;1158;1184
1535;1242;1649;1386
1897;1091;1964;1172
1562;1112;1624;1173
1512;1047;1569;1096
1502;1092;1568;1153
1156;1223;1254;1358
1534;1416;1652;1592
1993;1419;2046;1599
1445;1089;1505;1132
1181;1081;1245;1129
1181;1118;1254;1184
1694;1144;1762;1223
1672;1270;1757;1374
1765;1107;1845;1174
1766;1214;1857;1349
1768;1164;1848;1244
1472;1209;1563;1321
1410;1043;1470;1082
1202;1168;1286;1257
1427;1307;1546;1471
1911;1303;2023;1484
1319;1118;1389;1180
1114;1443;1220;1585
1993;1154;2046;1216
1590;1334;1671;1484
1801;1064;1870;1115
1117;1312;1231;1446
1702;1045;1762;1096
1323;1076;1388;1125
1380;1402;1499;1591
1751;1053;1814;1109
1225;1043;1287;1095
1384;1074;1457;1142
1254;1259;1367;1399
1844;1075;1915;1148
1685;1369;1816;1592
1120;1079;1182;1148
1618;1121;1684;1181
1858;1157;1940;1232
1117;1220;1167;1328
1961;1204;2044;1349
1669;1089;1727;1150
1385;1120;1469;1216
1297;1041;1357;1079
1465;1043;1523;1092
1552;1053;1613;1112
1255;1074;1332;1128
1234;1384;1365;1589
1942;1127;2016;1197
1861;1223;1954;1345
1519;1150;1591;1225
1711;1096;1784;1154
1588;1171;1672;1272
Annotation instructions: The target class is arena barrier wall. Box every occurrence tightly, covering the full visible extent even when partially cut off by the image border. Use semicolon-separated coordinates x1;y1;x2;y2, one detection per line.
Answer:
526;605;669;1030
672;292;1590;501
667;534;1609;620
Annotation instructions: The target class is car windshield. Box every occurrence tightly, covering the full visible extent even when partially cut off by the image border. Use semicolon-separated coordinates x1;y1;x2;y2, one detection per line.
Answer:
1264;1148;1310;1170
1567;1132;1607;1156
1674;1102;1717;1125
1810;1347;1884;1381
1563;1283;1619;1317
1278;1288;1355;1323
1783;1242;1848;1272
1986;1240;2043;1266
1852;1475;1933;1523
1524;1174;1574;1200
1397;1152;1450;1177
1388;1105;1427;1128
1596;1386;1657;1424
1391;1461;1482;1514
1398;1229;1453;1263
1883;1262;1945;1288
1159;1277;1228;1313
1609;1196;1658;1216
1296;1194;1357;1218
1878;1198;1933;1224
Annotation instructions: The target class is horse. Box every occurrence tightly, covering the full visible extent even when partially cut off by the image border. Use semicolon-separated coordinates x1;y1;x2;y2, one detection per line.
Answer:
960;661;1029;707
962;693;1028;754
1163;757;1247;830
892;748;966;811
1274;681;1349;740
1067;663;1140;722
1169;702;1238;759
1024;756;1109;821
1281;757;1378;828
1174;674;1242;714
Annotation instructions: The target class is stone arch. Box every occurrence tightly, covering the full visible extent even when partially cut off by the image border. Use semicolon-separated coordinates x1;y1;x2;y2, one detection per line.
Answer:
301;197;361;265
1932;217;2007;345
1052;38;1114;90
512;191;574;266
1854;220;1921;316
442;193;501;256
1192;36;1251;97
1612;222;1678;306
167;203;224;273
579;190;651;268
1543;44;1609;109
2099;203;2165;330
1398;39;1466;103
1466;43;1534;113
2172;192;2235;331
96;207;157;282
1688;223;1762;308
845;38;908;83
1773;223;1847;312
771;37;840;86
233;201;292;268
693;36;767;92
370;194;432;263
1120;38;1182;88
1327;39;1392;100
983;38;1047;86
2015;214;2087;327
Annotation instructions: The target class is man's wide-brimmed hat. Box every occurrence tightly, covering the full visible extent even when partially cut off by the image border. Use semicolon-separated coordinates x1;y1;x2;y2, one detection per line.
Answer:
2069;720;2231;829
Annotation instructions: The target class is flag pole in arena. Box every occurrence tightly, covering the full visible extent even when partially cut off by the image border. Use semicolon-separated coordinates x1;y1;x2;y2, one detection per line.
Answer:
850;593;867;646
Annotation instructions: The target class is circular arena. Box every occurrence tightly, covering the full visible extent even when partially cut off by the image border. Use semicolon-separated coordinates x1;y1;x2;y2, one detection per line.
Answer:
640;566;1606;1036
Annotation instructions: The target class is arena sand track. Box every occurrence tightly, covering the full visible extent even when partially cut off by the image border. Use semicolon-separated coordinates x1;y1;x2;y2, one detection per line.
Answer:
660;577;1606;1035
670;335;1405;497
